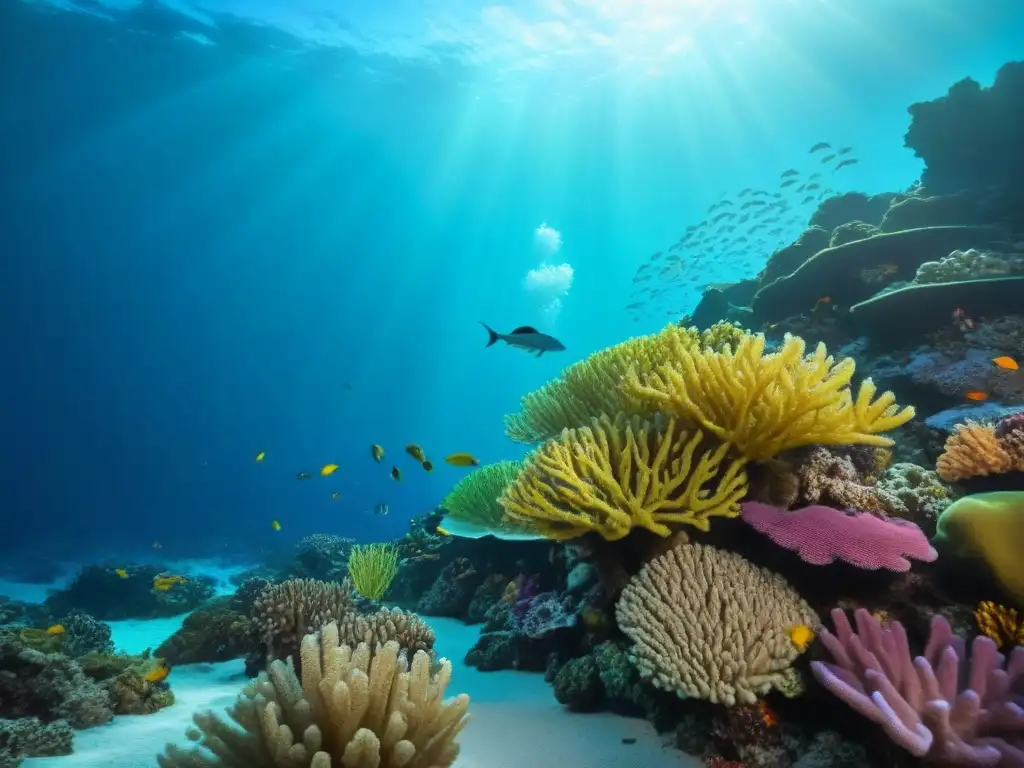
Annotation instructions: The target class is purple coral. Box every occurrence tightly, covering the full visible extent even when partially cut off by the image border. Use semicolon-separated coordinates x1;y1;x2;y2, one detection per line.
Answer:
996;411;1024;439
811;608;1024;765
511;591;578;639
740;502;937;571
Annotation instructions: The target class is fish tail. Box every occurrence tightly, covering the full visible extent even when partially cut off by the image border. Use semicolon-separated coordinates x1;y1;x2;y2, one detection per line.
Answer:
479;321;500;347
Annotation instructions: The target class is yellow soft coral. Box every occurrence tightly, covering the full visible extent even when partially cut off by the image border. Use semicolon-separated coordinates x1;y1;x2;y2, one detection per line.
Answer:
499;413;748;541
503;322;747;444
936;421;1019;482
623;332;915;461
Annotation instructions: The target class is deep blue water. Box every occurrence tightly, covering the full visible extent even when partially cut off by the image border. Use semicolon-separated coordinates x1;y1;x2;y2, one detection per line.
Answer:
1;0;1022;564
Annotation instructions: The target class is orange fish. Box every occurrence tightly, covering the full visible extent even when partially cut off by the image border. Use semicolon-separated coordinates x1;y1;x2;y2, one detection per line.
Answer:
144;663;170;684
965;391;989;401
811;296;832;312
993;356;1019;371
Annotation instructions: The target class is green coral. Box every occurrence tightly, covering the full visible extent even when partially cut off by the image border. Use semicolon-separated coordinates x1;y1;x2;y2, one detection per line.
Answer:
439;461;543;540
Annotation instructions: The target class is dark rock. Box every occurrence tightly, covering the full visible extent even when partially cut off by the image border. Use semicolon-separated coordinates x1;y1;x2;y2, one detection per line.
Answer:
415;558;484;618
759;227;831;286
830;220;878;247
465;575;510;624
552;654;603;712
155;597;250;665
809;192;900;232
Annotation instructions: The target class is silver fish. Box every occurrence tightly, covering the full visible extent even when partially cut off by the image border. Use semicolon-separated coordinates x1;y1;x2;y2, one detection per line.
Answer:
373;503;389;516
479;322;566;357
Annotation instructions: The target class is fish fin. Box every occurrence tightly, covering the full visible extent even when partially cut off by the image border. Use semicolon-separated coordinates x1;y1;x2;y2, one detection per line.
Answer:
479;321;500;347
511;325;539;335
535;349;544;357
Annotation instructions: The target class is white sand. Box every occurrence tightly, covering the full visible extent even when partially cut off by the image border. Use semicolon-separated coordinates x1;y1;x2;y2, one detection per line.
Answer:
22;613;693;767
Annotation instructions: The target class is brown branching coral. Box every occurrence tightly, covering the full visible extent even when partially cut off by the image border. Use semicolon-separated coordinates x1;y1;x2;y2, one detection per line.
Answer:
975;600;1024;650
936;420;1024;482
334;607;435;660
796;447;886;512
251;578;355;665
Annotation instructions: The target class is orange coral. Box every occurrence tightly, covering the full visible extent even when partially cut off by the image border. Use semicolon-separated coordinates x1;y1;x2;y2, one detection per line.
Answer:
975;600;1024;649
797;447;885;513
936;422;1023;482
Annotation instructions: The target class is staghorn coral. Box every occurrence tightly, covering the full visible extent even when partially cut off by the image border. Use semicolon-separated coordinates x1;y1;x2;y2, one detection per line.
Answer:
333;607;435;659
740;502;937;571
796;447;885;512
615;541;817;706
347;543;399;600
936;420;1024;482
500;413;748;541
623;332;915;462
503;322;747;444
812;608;1024;763
250;579;355;666
157;623;469;768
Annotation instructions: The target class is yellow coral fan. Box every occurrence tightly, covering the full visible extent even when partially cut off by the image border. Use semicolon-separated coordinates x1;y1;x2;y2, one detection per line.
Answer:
499;413;748;541
503;322;747;444
347;543;400;600
936;421;1020;482
438;460;541;539
616;541;818;705
623;332;915;462
974;600;1024;649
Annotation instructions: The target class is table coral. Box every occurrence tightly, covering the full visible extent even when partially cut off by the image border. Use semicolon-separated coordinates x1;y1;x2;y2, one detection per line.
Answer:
740;502;936;571
615;541;817;706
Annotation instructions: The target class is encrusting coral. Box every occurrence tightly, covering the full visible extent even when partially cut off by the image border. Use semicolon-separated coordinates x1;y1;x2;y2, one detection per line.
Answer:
500;413;748;540
157;622;469;767
795;447;886;513
623;332;915;461
615;541;817;706
503;322;747;444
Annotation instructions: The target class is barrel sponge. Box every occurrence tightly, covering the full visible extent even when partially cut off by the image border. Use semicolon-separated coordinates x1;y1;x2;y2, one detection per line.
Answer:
503;321;748;444
157;623;470;767
499;413;748;541
623;331;915;461
616;542;817;706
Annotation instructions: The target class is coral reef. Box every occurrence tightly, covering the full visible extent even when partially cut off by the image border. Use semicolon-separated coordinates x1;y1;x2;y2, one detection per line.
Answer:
813;608;1024;762
915;246;1024;284
0;717;73;766
155;597;250;665
43;565;215;620
158;623;469;767
616;541;817;705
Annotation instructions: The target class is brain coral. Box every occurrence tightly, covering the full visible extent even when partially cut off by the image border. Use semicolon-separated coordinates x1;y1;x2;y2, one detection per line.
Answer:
615;541;817;706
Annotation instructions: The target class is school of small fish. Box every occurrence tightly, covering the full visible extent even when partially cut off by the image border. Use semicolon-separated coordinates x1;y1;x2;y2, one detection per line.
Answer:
249;439;481;531
626;141;861;323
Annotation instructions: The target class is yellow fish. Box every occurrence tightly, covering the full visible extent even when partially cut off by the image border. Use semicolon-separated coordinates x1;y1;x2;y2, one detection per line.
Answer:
320;463;339;477
993;356;1019;371
144;662;170;684
114;568;129;579
445;452;479;467
271;520;281;531
331;491;341;502
46;624;65;635
787;624;815;652
390;466;401;482
255;451;265;462
370;444;385;463
422;459;433;472
436;526;451;536
405;444;426;462
153;575;188;592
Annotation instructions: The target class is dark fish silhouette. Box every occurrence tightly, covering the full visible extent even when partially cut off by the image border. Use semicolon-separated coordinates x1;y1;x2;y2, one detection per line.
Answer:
805;183;821;191
810;142;831;153
835;158;859;170
781;169;799;178
780;179;797;188
821;154;836;163
837;146;853;155
741;200;766;209
801;196;815;205
480;323;565;357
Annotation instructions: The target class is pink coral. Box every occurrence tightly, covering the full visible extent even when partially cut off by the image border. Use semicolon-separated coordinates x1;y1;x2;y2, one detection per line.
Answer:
812;608;1024;765
740;502;937;571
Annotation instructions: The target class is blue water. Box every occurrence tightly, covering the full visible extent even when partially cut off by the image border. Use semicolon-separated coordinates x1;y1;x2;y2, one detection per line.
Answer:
1;0;1022;563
